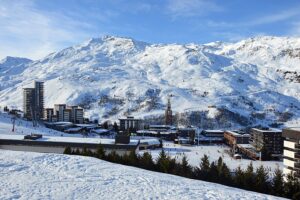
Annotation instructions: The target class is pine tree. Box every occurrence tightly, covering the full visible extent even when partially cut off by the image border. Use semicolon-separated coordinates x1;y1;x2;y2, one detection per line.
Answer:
255;165;270;193
284;171;300;199
179;155;192;178
221;162;232;185
75;148;81;155
195;154;210;180
127;150;139;166
271;167;284;196
139;152;155;170
96;144;105;159
209;161;219;182
156;149;170;173
63;146;72;154
234;166;245;189
244;162;255;191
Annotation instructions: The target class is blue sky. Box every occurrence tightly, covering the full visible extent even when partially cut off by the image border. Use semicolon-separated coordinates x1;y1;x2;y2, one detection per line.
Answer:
1;0;300;60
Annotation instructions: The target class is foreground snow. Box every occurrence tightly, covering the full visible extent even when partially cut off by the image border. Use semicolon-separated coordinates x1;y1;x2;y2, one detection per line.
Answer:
0;150;284;200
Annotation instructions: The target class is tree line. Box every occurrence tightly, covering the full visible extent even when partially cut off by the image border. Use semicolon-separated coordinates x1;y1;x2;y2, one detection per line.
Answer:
64;146;300;199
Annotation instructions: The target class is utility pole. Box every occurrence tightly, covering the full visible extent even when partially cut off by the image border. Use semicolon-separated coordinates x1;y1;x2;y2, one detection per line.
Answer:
11;116;16;132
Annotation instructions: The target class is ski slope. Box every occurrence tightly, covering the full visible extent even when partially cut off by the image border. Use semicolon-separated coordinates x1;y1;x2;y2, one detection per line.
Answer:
0;150;285;200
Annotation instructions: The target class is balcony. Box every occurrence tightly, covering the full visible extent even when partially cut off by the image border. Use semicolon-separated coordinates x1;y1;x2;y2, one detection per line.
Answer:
284;158;295;168
284;140;296;149
284;149;295;159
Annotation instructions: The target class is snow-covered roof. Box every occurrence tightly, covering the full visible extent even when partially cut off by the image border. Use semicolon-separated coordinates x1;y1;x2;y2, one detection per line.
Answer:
0;134;139;145
92;129;110;134
203;130;224;133
251;128;281;133
64;127;83;132
136;130;157;134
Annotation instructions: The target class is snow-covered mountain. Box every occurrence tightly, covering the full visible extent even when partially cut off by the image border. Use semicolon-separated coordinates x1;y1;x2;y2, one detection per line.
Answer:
0;35;300;127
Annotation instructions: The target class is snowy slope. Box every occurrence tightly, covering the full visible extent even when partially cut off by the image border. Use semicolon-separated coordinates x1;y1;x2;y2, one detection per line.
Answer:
0;150;284;200
0;35;300;126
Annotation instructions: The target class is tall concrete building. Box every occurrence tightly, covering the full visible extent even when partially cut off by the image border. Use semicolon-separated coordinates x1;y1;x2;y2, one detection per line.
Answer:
165;97;172;125
23;88;35;120
282;128;300;180
250;128;283;160
23;81;44;121
34;81;44;120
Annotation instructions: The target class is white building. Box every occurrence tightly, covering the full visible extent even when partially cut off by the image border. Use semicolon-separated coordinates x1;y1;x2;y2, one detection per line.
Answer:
282;128;300;180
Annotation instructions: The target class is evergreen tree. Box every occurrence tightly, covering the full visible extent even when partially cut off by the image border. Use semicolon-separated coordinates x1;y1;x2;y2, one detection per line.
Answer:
96;144;105;159
127;150;139;166
284;171;300;199
139;152;155;170
179;155;192;178
75;148;81;155
244;162;255;191
234;166;245;189
255;165;270;193
156;149;170;173
271;167;284;196
209;161;219;182
106;151;118;163
195;154;210;180
293;192;300;200
63;146;72;154
221;162;232;185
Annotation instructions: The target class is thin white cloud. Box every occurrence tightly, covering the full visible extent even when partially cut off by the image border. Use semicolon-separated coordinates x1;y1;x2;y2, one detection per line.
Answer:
166;0;222;18
0;0;107;60
248;7;300;26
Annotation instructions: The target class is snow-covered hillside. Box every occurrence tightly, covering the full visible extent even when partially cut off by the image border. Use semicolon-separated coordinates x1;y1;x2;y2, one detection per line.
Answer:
0;35;300;127
0;150;284;200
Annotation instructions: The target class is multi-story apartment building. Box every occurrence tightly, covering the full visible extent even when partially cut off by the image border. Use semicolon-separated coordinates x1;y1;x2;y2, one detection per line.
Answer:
34;81;44;120
44;108;54;122
250;128;283;160
63;109;72;122
70;106;84;124
46;104;84;123
119;116;143;133
54;104;66;122
224;130;250;147
23;88;35;120
282;128;300;180
23;81;44;120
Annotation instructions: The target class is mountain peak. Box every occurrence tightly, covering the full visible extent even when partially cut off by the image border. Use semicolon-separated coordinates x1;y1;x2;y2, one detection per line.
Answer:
0;56;32;66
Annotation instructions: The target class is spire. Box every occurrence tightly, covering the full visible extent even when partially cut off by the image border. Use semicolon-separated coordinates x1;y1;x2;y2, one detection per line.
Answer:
165;96;172;125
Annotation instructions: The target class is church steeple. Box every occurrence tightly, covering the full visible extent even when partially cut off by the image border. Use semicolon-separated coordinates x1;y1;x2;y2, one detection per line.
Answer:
165;96;172;125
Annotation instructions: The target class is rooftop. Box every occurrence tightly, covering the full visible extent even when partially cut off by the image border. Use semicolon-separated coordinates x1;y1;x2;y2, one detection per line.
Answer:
0;134;139;146
251;128;281;133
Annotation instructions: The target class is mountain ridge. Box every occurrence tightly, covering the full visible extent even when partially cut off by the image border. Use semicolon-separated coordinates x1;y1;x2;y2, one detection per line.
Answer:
0;35;299;127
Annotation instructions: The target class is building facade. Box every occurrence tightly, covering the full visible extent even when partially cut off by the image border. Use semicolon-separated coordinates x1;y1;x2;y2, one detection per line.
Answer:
224;131;250;147
119;116;143;133
34;81;44;120
44;108;54;122
47;104;84;123
282;128;300;180
23;81;44;121
23;88;35;120
250;128;283;160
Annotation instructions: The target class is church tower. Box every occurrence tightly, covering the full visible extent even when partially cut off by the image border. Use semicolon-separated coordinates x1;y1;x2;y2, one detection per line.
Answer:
165;97;172;125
